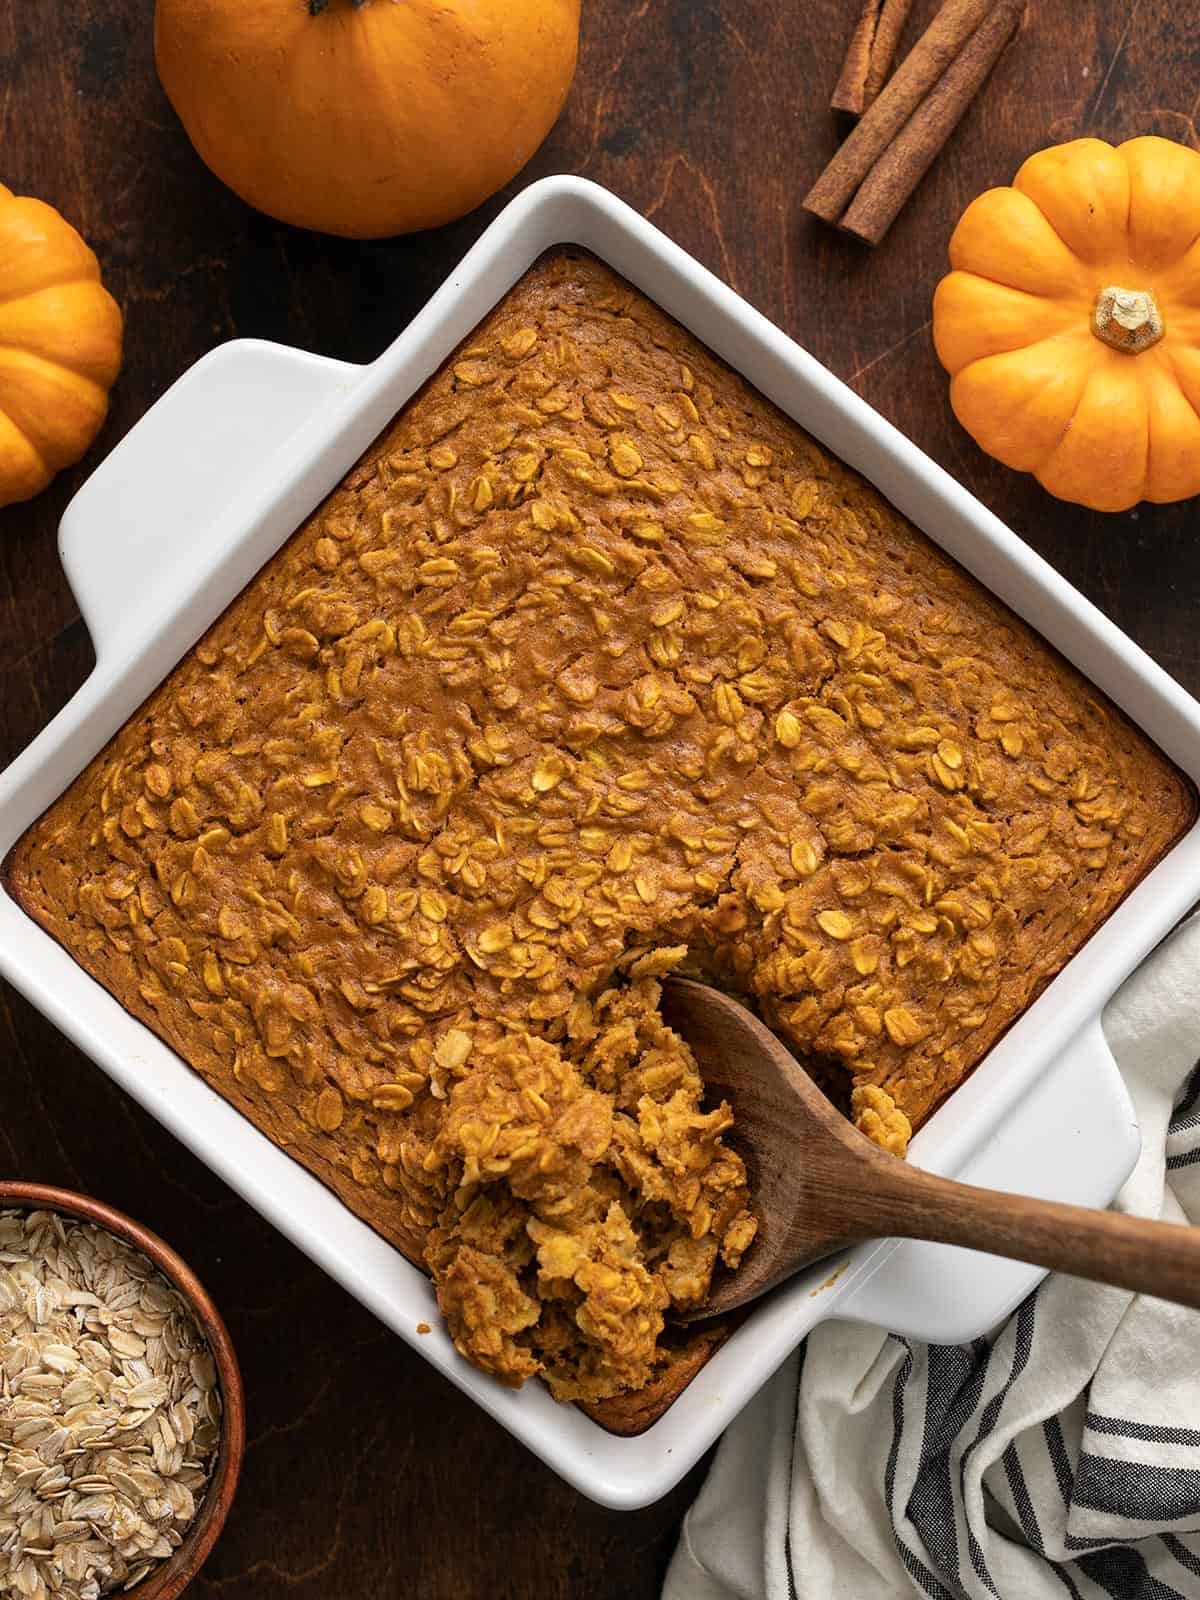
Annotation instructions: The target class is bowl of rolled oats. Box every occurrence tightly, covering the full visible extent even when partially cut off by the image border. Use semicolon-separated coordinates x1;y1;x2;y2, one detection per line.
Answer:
0;1183;244;1600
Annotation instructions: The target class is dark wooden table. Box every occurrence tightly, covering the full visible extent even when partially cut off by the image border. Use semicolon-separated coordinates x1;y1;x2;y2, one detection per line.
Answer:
2;2;1198;1594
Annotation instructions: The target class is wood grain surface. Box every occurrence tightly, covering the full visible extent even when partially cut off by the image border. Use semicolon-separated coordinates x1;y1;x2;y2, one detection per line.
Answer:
3;3;1200;1595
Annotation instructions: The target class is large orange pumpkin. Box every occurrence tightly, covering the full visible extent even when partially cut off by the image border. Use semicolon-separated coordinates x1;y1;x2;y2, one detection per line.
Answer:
0;185;123;510
154;0;582;240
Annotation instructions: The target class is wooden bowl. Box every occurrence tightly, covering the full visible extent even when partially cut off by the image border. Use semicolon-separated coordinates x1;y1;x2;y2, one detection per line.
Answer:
0;1181;245;1600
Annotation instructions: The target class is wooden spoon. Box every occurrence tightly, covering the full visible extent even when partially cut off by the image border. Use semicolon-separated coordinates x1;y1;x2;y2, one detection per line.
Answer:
661;977;1200;1321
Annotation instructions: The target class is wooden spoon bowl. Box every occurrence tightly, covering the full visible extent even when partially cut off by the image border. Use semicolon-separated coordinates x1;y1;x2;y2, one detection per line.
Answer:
0;1181;244;1600
662;978;1200;1322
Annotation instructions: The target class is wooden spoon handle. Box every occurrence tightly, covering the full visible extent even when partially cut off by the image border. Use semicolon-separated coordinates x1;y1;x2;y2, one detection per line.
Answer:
873;1165;1200;1308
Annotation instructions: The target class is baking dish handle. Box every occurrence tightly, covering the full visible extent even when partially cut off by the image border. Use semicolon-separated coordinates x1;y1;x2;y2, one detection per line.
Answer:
834;1016;1140;1344
58;340;365;666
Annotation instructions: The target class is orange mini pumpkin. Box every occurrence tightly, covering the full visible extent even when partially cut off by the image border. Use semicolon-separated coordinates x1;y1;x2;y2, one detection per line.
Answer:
0;185;122;510
934;136;1200;513
154;0;582;240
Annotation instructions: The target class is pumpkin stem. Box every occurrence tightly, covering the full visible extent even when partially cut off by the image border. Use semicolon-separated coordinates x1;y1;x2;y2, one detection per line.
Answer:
1092;286;1165;354
309;0;368;11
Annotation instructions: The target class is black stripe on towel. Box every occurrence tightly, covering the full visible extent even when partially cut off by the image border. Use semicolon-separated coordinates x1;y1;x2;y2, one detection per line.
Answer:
1166;1148;1200;1171
885;1339;960;1600
966;1523;998;1596
1003;1441;1045;1553
908;1339;990;1575
1086;1414;1200;1449
1045;1414;1076;1506
1169;1066;1200;1131
1163;1533;1200;1580
1073;1458;1200;1522
783;1342;806;1600
958;1297;1039;1597
1078;1546;1187;1600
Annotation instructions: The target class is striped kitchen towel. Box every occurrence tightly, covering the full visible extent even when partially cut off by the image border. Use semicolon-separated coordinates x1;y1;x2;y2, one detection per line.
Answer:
665;911;1200;1600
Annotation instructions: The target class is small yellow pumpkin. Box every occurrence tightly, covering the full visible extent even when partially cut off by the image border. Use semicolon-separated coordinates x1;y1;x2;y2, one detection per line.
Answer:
933;136;1200;513
0;185;123;510
154;0;581;240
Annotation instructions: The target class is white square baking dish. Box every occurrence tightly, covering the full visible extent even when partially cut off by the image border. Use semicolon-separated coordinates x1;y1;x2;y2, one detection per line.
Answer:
3;176;1200;1510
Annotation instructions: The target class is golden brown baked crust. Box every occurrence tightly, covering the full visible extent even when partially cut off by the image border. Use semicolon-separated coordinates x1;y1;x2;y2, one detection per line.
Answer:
7;250;1194;1427
578;1316;743;1436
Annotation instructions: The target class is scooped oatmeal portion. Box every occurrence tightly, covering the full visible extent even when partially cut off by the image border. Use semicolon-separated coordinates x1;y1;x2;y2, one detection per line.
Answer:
7;250;1191;1412
423;949;755;1399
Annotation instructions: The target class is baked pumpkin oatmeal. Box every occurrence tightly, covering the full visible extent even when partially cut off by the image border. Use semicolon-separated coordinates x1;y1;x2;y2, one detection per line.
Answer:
7;251;1192;1412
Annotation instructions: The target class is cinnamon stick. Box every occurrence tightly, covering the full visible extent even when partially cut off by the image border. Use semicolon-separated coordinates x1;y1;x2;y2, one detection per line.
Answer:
831;0;882;116
839;0;1024;245
804;0;998;224
862;0;915;106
